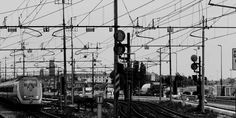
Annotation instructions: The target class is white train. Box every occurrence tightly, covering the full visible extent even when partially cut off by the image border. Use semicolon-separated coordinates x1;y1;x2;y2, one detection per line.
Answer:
0;76;42;105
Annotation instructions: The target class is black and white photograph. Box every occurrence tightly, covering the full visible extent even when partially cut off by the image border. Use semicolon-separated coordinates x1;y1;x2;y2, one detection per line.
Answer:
0;0;235;117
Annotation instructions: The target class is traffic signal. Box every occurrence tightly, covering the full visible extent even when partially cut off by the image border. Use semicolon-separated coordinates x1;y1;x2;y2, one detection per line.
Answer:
190;55;198;72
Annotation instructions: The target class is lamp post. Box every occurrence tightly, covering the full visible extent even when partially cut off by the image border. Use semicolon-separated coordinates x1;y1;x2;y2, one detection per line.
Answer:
218;44;223;96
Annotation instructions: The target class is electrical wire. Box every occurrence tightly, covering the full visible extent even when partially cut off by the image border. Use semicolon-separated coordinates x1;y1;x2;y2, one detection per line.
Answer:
77;0;104;25
122;0;134;26
22;0;85;25
0;1;54;15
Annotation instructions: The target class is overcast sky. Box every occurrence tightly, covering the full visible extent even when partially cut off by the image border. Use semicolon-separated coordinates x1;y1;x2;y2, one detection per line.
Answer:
0;0;236;81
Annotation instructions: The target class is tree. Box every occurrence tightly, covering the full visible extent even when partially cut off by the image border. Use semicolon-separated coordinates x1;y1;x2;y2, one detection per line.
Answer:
109;61;151;97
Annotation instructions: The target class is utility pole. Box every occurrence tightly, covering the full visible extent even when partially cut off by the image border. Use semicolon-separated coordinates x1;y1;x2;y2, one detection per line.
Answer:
168;27;173;101
62;0;67;107
19;16;25;77
21;42;25;76
92;53;95;97
5;57;6;81
0;62;1;79
159;48;162;101
218;44;223;96
14;50;16;79
113;0;119;117
70;17;74;105
201;16;205;113
127;33;131;118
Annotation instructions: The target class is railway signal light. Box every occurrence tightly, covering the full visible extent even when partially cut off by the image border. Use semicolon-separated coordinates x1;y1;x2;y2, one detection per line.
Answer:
191;55;199;72
114;30;127;55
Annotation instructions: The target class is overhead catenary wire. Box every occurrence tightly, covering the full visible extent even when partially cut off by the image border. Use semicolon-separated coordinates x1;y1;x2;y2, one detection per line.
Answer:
0;0;54;15
22;0;86;25
2;0;234;75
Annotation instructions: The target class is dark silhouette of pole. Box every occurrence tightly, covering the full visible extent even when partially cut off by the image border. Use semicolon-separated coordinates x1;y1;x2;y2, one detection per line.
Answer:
159;48;162;101
71;17;74;104
0;62;1;79
92;53;94;97
127;33;131;118
5;57;6;81
201;16;205;113
113;0;119;117
14;50;16;79
168;27;173;101
62;0;67;106
218;44;223;96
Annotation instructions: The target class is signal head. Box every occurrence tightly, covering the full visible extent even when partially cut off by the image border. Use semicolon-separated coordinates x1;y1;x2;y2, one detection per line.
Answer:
191;55;198;62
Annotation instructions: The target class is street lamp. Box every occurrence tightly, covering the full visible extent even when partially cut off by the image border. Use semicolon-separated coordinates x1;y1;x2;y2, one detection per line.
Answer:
218;44;223;96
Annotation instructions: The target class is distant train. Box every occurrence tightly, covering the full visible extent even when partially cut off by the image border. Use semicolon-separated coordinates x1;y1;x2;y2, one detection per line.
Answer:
134;82;163;96
0;76;42;105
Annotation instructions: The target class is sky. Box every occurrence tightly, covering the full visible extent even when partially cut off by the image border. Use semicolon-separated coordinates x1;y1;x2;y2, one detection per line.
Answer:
0;0;236;81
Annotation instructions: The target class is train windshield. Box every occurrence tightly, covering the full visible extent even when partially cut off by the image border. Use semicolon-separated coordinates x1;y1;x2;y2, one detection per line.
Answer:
23;79;37;87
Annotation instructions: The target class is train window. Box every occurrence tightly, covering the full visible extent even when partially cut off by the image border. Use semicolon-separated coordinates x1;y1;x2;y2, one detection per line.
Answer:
6;86;13;92
0;86;13;92
24;79;37;87
0;87;4;92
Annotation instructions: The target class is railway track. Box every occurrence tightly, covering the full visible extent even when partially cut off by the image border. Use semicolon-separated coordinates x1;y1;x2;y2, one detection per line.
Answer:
113;100;190;118
133;101;190;118
0;99;62;118
206;104;235;113
27;110;61;118
207;98;235;105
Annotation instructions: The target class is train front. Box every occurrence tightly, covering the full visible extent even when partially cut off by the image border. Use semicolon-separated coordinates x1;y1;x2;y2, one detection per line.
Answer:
18;77;42;105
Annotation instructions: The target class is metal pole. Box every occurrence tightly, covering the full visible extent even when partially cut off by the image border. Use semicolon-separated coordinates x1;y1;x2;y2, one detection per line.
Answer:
159;48;162;101
20;21;25;77
62;0;67;107
0;62;1;79
201;16;205;113
14;50;16;79
71;17;74;105
23;51;25;76
168;27;173;101
5;57;6;81
127;33;131;117
113;0;119;117
218;45;223;96
92;53;94;97
198;56;202;108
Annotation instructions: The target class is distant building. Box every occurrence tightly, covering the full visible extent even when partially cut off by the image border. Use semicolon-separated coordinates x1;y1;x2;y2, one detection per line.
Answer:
76;73;111;84
41;73;111;91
